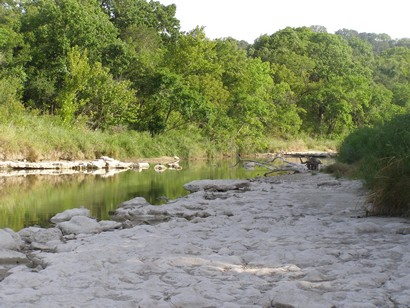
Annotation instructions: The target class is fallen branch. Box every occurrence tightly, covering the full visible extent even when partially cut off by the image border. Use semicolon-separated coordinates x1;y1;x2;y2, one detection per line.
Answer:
234;154;307;176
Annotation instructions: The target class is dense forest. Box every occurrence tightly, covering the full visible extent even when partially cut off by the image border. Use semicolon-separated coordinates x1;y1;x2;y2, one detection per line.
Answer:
1;0;409;155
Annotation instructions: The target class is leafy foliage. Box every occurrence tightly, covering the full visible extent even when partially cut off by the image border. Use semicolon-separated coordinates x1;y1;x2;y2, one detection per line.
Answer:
57;47;136;129
338;114;410;216
0;0;408;154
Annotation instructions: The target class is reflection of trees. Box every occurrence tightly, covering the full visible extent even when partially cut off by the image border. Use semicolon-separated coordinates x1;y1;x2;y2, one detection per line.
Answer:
0;174;91;196
0;160;263;231
0;174;100;230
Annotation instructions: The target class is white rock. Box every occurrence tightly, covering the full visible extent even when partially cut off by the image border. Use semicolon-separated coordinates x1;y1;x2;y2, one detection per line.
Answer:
19;227;62;244
0;229;22;250
102;156;133;169
0;249;28;264
86;159;107;169
1;174;410;308
50;207;91;223
355;222;382;233
134;162;150;170
100;156;115;162
57;216;102;235
98;220;122;231
118;197;150;208
30;240;60;251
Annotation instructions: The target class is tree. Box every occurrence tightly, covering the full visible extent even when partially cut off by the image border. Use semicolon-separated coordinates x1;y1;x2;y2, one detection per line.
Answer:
101;0;180;42
0;0;26;115
0;0;21;67
215;38;276;145
358;32;392;54
153;27;228;136
336;29;375;75
309;25;327;33
129;68;202;136
19;0;119;112
57;47;136;130
365;83;402;125
251;27;374;137
375;47;410;109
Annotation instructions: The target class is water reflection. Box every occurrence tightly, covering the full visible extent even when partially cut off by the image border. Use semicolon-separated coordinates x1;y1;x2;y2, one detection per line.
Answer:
0;159;268;231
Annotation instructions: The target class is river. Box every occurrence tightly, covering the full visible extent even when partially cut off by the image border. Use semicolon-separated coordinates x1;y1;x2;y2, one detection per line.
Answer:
0;159;268;231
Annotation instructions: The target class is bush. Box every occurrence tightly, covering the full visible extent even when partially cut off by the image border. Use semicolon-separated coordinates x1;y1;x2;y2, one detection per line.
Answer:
338;113;410;216
337;127;377;164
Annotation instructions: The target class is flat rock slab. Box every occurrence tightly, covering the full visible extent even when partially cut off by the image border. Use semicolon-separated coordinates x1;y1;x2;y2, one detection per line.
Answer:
183;179;250;192
0;250;28;265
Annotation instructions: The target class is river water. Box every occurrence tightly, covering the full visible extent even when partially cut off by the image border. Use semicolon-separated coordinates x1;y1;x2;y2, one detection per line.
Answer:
0;159;271;231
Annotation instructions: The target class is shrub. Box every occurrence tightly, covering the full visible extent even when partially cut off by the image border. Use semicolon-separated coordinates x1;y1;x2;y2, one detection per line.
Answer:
337;127;377;164
338;113;410;216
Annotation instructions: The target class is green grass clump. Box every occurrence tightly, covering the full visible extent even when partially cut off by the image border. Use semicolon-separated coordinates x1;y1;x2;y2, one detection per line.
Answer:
338;113;410;216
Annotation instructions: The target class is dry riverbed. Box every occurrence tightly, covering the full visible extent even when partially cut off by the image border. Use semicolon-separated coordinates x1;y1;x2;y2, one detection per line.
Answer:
0;172;409;307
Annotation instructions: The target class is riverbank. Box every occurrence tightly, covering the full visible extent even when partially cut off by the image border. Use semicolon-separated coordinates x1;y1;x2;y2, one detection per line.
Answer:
0;156;181;178
1;172;409;307
0;152;335;175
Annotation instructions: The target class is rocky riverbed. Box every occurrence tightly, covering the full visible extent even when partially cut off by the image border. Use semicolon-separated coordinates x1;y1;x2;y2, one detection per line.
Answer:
0;172;409;307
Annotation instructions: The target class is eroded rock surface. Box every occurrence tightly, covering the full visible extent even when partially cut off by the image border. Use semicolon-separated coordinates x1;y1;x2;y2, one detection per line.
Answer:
0;173;409;307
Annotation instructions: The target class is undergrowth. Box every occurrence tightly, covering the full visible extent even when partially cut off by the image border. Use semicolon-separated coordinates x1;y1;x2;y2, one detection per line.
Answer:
338;113;410;216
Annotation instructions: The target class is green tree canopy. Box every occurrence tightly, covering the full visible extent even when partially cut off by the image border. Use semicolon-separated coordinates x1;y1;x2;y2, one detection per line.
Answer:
19;0;119;111
252;27;375;137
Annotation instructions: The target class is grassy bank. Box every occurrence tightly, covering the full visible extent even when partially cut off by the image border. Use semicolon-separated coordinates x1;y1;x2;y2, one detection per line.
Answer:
338;113;410;216
0;109;338;162
0;108;213;161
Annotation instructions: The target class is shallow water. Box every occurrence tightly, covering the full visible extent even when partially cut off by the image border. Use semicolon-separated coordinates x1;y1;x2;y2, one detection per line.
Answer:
0;159;269;231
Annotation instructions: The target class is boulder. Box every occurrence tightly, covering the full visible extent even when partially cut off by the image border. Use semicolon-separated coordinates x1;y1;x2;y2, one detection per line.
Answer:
0;229;23;251
112;197;151;222
133;162;150;170
87;159;107;169
100;156;133;169
118;197;150;209
19;227;62;244
57;216;102;235
50;207;91;223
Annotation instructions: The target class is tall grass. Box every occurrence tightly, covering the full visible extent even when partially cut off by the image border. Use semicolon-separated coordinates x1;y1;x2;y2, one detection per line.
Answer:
0;108;216;161
1;106;340;162
264;134;339;153
338;114;410;216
